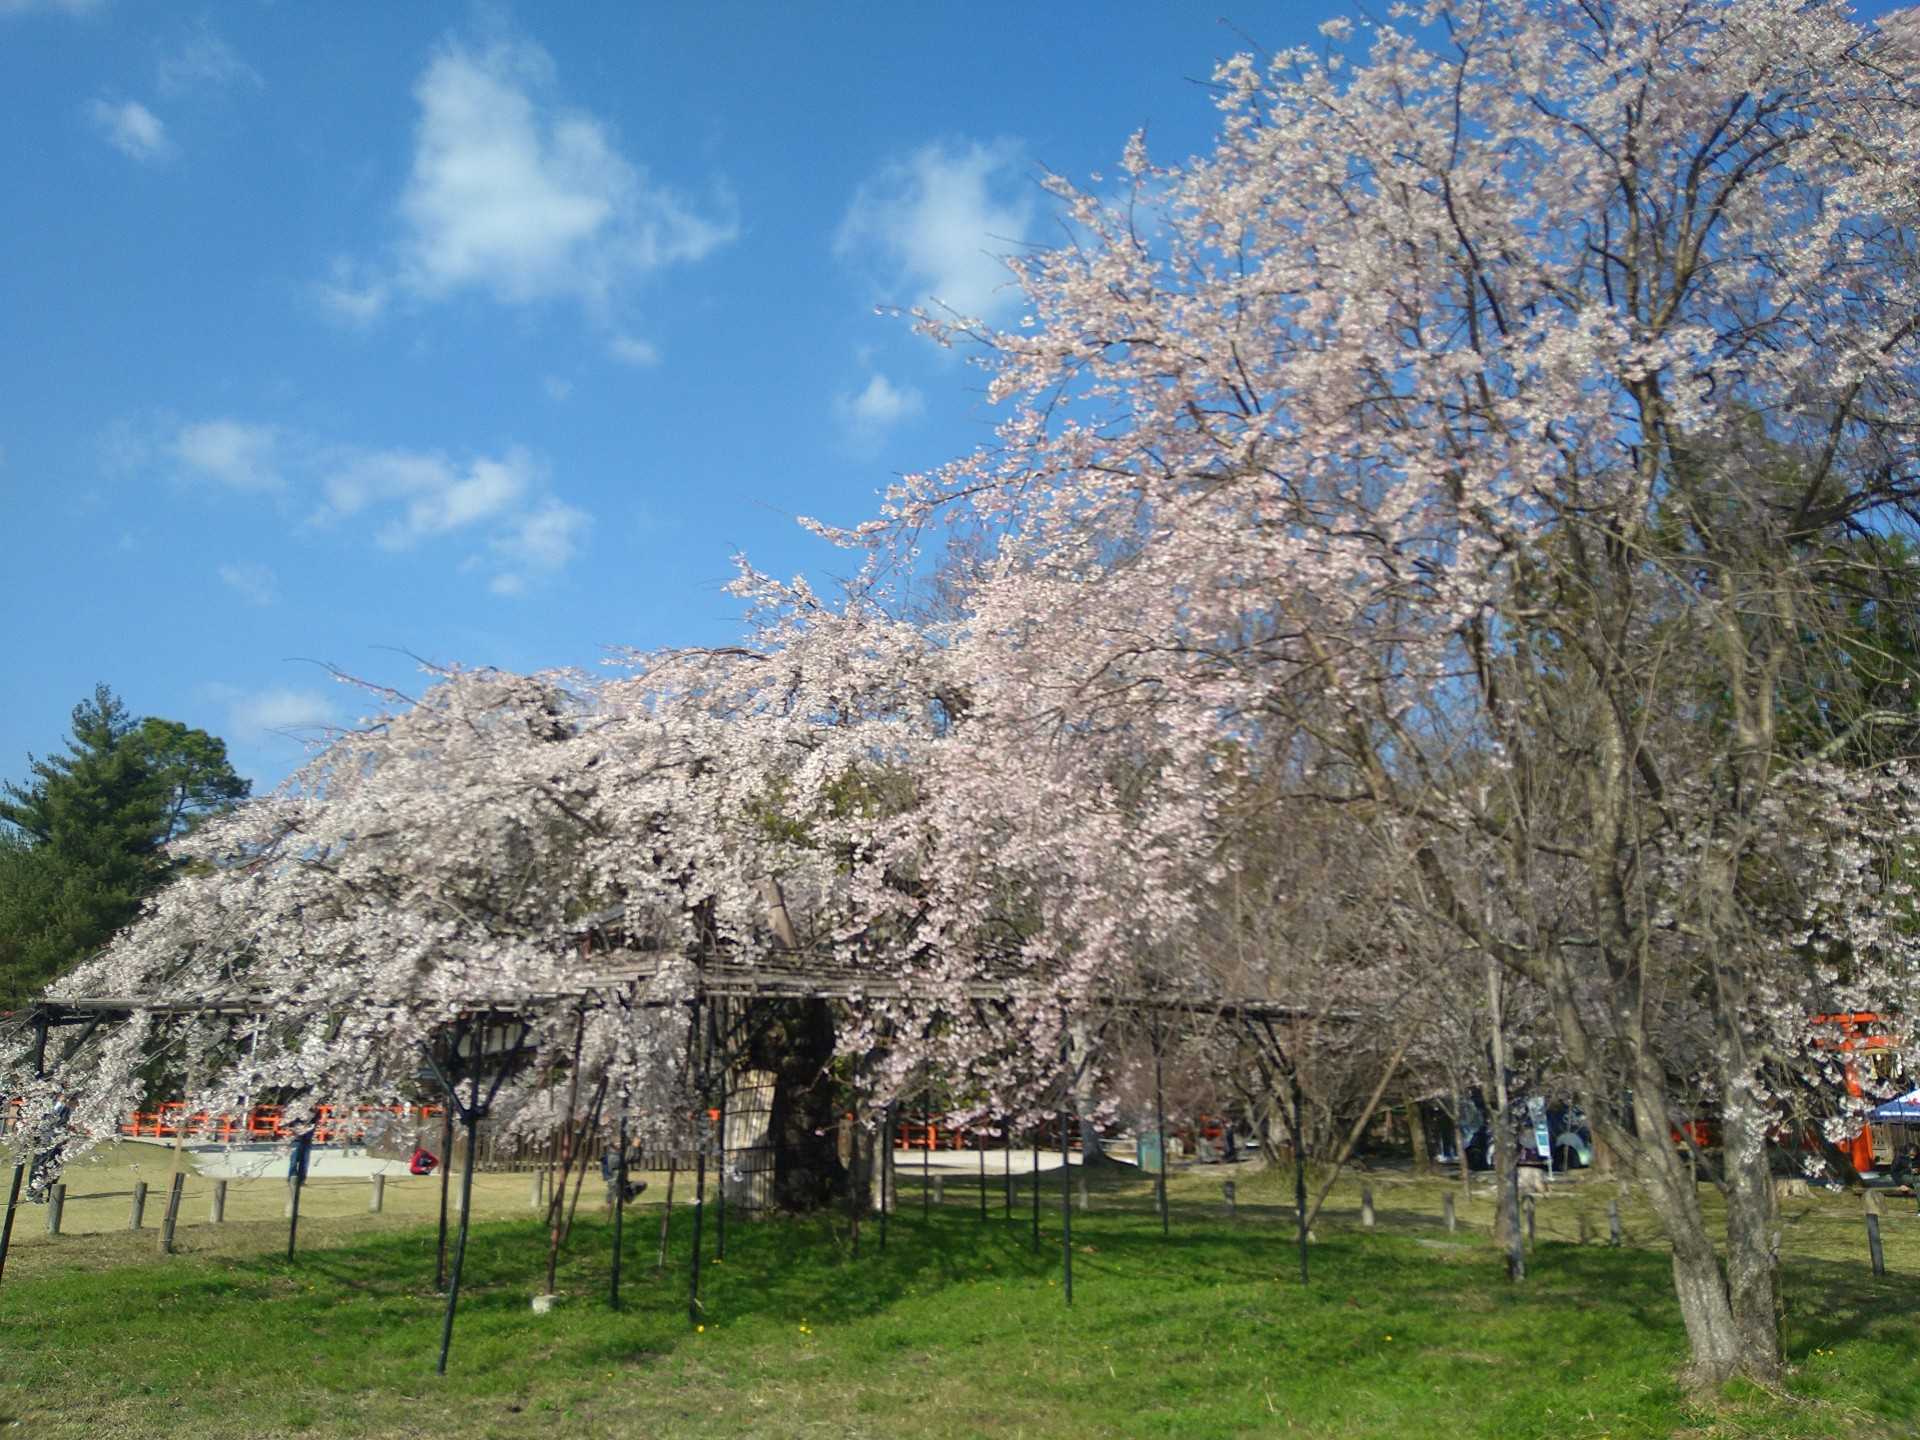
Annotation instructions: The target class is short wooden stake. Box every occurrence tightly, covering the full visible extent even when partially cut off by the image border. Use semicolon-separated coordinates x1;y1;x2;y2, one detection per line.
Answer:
1867;1211;1887;1277
1443;1192;1456;1233
1524;1195;1536;1245
1361;1185;1375;1229
210;1179;227;1224
1076;1175;1089;1212
129;1181;148;1231
1608;1198;1622;1247
932;1175;944;1206
369;1173;385;1213
45;1184;64;1236
529;1169;545;1209
1222;1180;1236;1219
160;1172;185;1254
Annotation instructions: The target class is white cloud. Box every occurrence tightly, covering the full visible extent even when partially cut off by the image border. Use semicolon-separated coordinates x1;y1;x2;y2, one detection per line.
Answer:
542;375;573;402
89;99;172;163
393;35;736;311
836;138;1034;321
217;561;278;606
314;258;389;327
488;499;589;595
318;446;537;552
834;372;924;453
173;419;281;492
606;333;660;367
223;686;338;742
157;25;262;98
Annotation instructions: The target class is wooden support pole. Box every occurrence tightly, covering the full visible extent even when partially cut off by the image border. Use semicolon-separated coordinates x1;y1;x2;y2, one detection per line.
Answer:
210;1179;227;1224
932;1175;944;1207
129;1180;148;1230
160;1172;185;1254
1867;1210;1887;1277
45;1184;65;1236
369;1173;385;1213
1443;1191;1456;1233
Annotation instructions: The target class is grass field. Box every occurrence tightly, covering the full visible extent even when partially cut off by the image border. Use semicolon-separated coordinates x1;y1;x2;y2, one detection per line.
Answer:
2;1152;1917;1439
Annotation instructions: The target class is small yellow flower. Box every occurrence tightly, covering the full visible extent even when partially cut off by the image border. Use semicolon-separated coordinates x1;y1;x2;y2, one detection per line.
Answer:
696;1324;705;1333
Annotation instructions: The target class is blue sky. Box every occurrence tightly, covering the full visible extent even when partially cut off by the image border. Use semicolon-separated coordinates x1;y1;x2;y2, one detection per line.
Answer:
2;0;1301;787
2;2;1906;790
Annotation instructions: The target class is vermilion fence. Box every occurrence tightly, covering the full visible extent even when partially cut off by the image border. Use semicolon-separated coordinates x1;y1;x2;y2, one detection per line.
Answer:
114;1102;443;1144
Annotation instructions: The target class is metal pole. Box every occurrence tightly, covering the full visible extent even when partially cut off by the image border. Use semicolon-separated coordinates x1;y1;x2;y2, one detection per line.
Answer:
978;1128;987;1219
1153;1032;1169;1238
1004;1133;1012;1218
436;1106;481;1375
713;1005;727;1264
848;1104;861;1259
435;1089;455;1290
1291;1063;1310;1286
688;998;707;1329
879;1102;891;1252
921;1092;931;1219
1030;1126;1040;1250
0;1015;50;1286
286;1136;307;1261
611;1107;627;1311
1060;1106;1073;1306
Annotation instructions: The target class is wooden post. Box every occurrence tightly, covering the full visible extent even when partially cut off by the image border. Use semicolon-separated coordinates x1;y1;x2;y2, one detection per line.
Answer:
129;1181;148;1230
1608;1197;1622;1247
1222;1180;1236;1219
1361;1185;1375;1229
369;1173;385;1213
1577;1211;1590;1245
1443;1191;1456;1233
932;1175;944;1206
45;1184;65;1236
160;1172;185;1254
1524;1195;1536;1246
1076;1174;1089;1212
1867;1210;1887;1277
210;1179;227;1224
529;1168;545;1209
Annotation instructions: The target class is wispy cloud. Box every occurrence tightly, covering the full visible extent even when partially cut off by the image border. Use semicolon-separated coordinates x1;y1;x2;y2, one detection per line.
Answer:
218;684;339;742
836;138;1034;321
174;419;282;492
606;333;660;367
88;98;172;163
157;25;262;98
314;257;389;327
834;372;925;453
216;561;278;607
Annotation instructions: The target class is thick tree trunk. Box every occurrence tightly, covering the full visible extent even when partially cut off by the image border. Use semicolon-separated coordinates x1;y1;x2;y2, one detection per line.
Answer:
1719;1098;1783;1382
747;1000;845;1212
1623;1071;1745;1387
1406;1099;1431;1175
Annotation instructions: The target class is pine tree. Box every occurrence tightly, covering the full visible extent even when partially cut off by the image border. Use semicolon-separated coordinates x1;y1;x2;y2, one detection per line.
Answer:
0;686;248;1005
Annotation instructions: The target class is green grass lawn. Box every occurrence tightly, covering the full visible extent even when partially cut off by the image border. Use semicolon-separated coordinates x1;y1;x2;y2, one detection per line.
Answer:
2;1161;1917;1439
